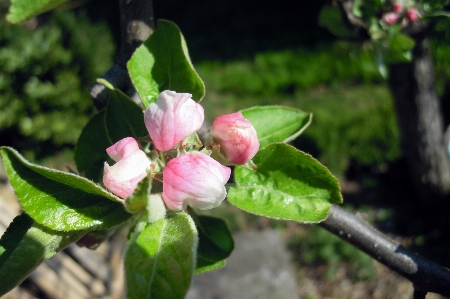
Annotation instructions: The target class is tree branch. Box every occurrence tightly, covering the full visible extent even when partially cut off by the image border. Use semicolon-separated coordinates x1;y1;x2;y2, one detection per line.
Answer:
319;205;450;297
90;0;155;110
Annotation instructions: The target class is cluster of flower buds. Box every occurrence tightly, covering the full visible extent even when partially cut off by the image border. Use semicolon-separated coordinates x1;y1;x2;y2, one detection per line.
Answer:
382;2;419;25
103;90;260;213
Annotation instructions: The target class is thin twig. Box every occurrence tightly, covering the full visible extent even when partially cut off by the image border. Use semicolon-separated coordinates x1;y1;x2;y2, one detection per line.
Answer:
319;205;450;297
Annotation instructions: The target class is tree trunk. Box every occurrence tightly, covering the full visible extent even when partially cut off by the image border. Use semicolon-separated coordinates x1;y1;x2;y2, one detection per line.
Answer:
388;38;450;204
91;0;155;110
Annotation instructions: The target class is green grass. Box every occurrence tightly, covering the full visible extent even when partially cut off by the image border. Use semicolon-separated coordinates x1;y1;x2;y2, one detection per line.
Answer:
197;42;382;98
196;43;400;175
288;224;376;281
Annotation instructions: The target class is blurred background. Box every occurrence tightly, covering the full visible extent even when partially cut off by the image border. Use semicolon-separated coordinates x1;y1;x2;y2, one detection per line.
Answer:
1;0;450;298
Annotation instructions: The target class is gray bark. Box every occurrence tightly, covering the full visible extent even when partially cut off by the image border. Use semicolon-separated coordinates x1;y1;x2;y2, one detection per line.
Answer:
90;0;155;110
388;38;450;203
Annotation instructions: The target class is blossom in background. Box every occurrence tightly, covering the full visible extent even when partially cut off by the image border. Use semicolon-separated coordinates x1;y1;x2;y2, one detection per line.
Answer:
144;90;204;152
162;152;231;210
383;12;399;25
211;112;259;165
392;2;403;13
103;137;151;198
405;8;418;22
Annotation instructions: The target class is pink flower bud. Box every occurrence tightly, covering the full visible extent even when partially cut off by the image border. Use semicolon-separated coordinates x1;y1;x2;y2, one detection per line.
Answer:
211;112;259;165
405;8;418;22
392;2;403;13
103;137;151;198
162;152;231;210
382;12;399;25
144;90;204;152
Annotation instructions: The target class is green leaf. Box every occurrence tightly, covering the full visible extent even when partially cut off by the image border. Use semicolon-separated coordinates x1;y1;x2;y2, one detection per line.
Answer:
1;147;131;231
7;0;69;23
425;10;450;18
194;215;234;274
373;33;415;66
228;143;343;223
241;106;312;148
102;78;148;143
0;213;33;269
75;79;148;181
319;6;354;38
128;19;205;107
124;212;198;299
75;110;110;181
422;0;450;12
352;0;363;17
0;213;85;296
386;33;415;62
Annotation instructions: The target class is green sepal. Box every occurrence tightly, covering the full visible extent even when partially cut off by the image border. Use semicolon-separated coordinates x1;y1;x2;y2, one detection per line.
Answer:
228;143;343;223
126;176;152;214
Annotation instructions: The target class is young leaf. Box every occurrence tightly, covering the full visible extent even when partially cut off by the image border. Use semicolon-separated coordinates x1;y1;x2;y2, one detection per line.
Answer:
0;213;85;296
102;78;148;143
228;143;343;223
352;0;363;17
75;79;148;182
7;0;68;23
75;110;110;181
386;33;415;62
194;215;234;274
128;19;205;107
1;147;131;231
240;106;312;148
319;5;354;38
124;212;198;299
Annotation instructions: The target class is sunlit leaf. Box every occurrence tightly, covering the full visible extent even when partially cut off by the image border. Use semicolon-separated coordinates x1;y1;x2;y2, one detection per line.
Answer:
124;212;198;299
241;106;312;148
228;143;343;223
7;0;68;23
1;147;131;231
128;20;205;107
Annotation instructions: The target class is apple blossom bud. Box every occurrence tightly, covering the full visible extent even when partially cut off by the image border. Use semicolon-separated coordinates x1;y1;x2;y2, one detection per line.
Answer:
382;12;399;25
405;8;418;22
103;137;151;198
392;2;403;13
162;152;231;210
144;90;204;152
211;112;259;165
